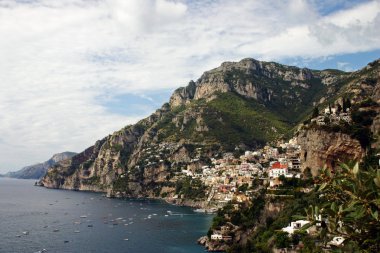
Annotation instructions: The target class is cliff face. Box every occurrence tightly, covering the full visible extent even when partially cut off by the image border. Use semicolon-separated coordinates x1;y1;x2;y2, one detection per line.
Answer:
296;59;380;174
41;122;148;192
169;58;345;123
297;129;365;176
40;57;380;196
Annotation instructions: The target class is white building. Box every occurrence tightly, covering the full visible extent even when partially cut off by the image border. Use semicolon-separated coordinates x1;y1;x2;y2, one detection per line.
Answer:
211;234;223;240
268;168;288;178
281;220;310;235
328;237;345;247
324;107;337;115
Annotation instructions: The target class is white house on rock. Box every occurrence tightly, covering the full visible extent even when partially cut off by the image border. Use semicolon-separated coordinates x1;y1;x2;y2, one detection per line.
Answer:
281;220;310;235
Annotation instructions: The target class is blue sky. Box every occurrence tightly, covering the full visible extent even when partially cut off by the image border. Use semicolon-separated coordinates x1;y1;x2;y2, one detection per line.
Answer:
103;49;380;120
0;0;379;172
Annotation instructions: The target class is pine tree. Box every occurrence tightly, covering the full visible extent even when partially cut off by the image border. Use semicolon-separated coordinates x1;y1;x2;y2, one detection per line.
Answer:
336;103;342;114
312;107;319;118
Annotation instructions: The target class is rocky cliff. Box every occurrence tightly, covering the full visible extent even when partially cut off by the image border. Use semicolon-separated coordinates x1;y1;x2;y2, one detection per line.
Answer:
169;58;347;123
4;152;76;179
297;129;364;175
296;59;380;174
40;57;380;196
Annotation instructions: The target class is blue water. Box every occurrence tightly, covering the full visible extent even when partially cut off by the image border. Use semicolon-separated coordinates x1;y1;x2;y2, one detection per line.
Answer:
0;178;213;253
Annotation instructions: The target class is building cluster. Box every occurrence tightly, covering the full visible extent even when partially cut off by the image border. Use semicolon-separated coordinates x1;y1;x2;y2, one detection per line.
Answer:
311;106;351;126
180;138;302;209
210;225;233;242
201;139;304;241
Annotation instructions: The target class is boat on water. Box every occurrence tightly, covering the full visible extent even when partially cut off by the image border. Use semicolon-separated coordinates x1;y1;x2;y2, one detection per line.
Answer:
80;215;87;218
34;249;47;253
194;208;218;214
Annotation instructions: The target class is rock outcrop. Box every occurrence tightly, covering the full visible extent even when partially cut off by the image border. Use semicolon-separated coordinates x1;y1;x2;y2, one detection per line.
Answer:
169;58;346;122
297;129;365;176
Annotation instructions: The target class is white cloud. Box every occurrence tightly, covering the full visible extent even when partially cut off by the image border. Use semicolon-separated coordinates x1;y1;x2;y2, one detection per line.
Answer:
0;0;379;172
337;61;353;71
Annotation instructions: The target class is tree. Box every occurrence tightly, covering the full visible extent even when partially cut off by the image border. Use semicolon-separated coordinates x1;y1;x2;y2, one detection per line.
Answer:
336;103;342;114
312;107;319;118
346;98;352;109
343;98;352;112
307;163;380;252
275;231;291;249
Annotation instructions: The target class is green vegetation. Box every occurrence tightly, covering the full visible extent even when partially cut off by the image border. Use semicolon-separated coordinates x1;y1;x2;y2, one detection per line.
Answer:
112;176;130;193
154;92;292;149
307;100;378;149
210;190;266;232
224;160;380;253
308;162;380;252
83;175;100;185
206;93;290;149
175;176;207;199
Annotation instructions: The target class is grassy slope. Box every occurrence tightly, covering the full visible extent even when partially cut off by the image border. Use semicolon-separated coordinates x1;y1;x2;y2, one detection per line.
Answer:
154;92;291;150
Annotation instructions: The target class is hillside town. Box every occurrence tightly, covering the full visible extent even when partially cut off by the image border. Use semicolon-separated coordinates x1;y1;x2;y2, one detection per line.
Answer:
176;138;302;211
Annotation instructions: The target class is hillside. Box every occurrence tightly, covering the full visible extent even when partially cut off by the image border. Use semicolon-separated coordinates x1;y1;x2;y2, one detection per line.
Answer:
5;152;77;179
40;58;379;198
297;59;380;174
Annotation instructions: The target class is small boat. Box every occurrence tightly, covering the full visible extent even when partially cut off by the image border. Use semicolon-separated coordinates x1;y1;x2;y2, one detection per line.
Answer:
16;234;21;237
124;238;129;241
53;229;59;232
74;230;80;233
88;225;93;227
80;215;87;218
64;240;69;243
34;249;47;253
22;231;29;235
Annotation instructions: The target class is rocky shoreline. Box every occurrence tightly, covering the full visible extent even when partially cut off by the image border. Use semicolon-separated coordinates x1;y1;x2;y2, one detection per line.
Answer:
198;236;228;252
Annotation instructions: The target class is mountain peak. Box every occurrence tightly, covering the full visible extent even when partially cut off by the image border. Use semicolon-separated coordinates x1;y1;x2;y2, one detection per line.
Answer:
170;58;321;109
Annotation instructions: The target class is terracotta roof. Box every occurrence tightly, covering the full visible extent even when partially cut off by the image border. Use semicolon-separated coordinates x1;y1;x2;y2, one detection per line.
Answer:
271;162;287;169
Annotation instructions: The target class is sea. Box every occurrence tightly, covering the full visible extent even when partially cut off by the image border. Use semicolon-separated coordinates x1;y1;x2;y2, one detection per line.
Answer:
0;178;213;253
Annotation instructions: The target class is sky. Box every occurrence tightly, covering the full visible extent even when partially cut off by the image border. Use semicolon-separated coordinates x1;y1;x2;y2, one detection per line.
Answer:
0;0;380;173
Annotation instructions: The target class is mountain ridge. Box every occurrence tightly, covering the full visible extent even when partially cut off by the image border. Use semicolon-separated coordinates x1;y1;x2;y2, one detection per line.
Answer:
4;151;77;179
40;57;380;199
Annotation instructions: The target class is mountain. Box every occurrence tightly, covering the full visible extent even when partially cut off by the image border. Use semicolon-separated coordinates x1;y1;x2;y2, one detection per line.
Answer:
4;152;77;179
297;59;380;174
40;58;380;198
